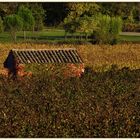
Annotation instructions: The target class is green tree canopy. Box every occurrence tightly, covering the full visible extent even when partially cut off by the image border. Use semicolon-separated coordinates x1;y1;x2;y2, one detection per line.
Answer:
100;3;137;22
30;3;45;31
63;3;101;39
78;16;96;39
4;14;23;42
17;5;35;40
65;3;100;22
17;5;35;31
93;14;122;44
64;19;79;35
0;3;19;18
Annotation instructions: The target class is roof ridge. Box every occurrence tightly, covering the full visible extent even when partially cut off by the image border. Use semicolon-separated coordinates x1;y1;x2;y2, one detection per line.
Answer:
12;48;77;51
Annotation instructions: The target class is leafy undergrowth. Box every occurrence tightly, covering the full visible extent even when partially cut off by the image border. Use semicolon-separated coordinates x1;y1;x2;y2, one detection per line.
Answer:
0;65;140;138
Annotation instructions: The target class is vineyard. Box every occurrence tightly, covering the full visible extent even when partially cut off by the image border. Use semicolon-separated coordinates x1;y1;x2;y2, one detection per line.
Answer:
0;43;140;137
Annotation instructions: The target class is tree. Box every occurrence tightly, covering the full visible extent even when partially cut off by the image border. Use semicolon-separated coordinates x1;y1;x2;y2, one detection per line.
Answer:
30;3;45;31
132;3;140;22
63;3;100;40
65;3;100;22
0;3;19;18
100;3;136;22
64;14;98;40
29;4;45;41
17;5;35;41
63;18;79;39
0;16;3;33
4;14;23;42
78;16;96;40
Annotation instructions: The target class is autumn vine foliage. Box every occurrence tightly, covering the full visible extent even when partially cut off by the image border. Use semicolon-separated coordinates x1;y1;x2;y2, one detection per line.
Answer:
64;63;85;78
0;43;140;137
0;63;85;79
16;64;32;77
0;65;140;137
0;64;32;78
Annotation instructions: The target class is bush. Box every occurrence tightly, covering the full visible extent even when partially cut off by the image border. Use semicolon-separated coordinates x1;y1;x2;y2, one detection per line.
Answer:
91;15;122;45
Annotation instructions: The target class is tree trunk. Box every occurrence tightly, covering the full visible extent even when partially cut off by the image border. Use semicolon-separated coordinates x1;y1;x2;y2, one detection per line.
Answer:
72;33;74;39
36;31;38;41
81;34;83;40
24;30;26;41
35;31;39;42
10;32;16;43
14;33;17;43
86;33;88;40
74;34;76;40
64;32;67;40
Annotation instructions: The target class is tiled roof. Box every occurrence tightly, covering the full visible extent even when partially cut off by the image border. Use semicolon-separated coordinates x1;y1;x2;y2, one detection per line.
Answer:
11;48;83;64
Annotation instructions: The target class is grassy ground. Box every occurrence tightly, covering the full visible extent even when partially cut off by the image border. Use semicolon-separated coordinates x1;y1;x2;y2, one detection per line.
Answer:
0;29;140;43
0;30;82;43
120;35;140;42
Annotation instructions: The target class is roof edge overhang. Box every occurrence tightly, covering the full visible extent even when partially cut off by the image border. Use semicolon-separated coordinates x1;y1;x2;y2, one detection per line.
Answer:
6;48;84;64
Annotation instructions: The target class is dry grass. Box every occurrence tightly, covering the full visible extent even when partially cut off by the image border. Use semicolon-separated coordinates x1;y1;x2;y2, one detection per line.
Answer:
0;43;140;71
77;43;140;71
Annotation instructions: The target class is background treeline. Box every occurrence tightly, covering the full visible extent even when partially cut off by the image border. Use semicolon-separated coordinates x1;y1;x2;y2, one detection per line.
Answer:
0;2;140;44
0;3;139;27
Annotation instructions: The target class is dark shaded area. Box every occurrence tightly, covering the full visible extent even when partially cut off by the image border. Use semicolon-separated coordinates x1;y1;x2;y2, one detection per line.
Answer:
0;2;140;26
42;3;69;26
3;50;17;76
18;35;91;40
0;65;140;137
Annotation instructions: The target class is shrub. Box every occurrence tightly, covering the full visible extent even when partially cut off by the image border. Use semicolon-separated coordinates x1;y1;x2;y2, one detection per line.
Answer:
92;14;122;45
